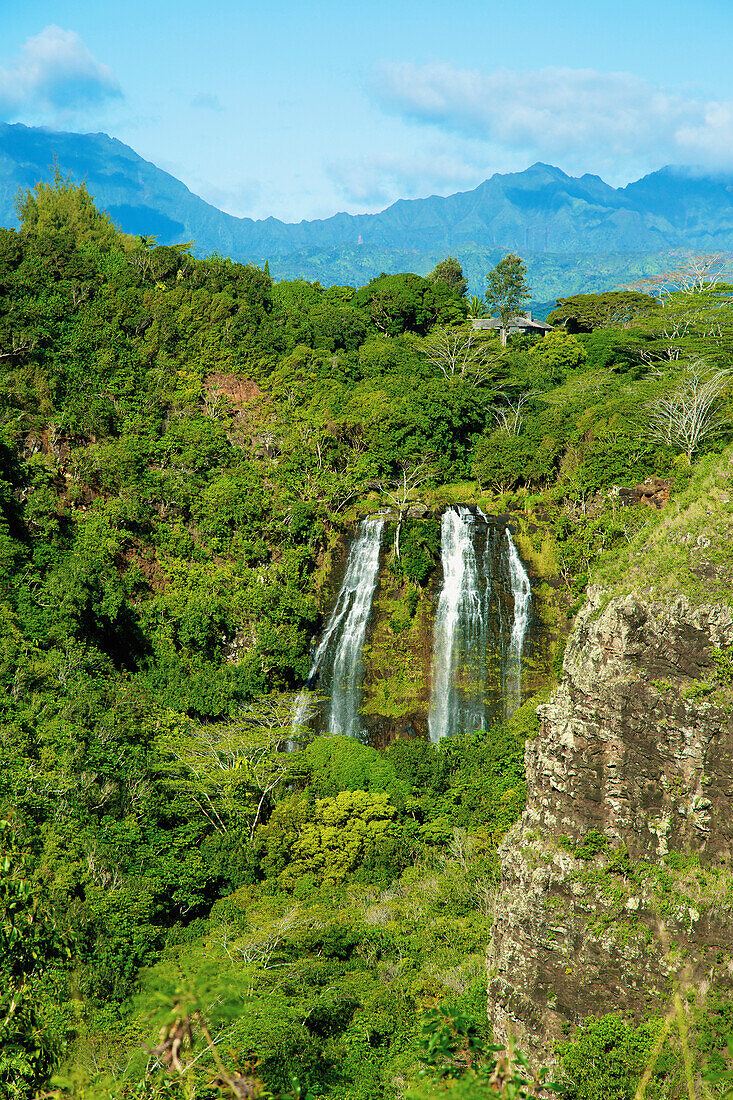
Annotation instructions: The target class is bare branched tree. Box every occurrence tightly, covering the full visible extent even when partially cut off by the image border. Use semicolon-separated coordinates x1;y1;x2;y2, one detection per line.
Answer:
422;326;503;387
160;695;297;842
646;360;732;460
672;254;731;296
493;392;536;436
378;458;434;557
625;253;732;300
0;333;38;361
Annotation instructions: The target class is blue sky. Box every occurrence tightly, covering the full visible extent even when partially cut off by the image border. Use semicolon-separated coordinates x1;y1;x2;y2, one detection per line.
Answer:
2;0;733;221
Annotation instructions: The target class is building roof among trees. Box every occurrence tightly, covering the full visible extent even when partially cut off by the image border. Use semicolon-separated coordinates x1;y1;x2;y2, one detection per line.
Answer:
471;312;553;334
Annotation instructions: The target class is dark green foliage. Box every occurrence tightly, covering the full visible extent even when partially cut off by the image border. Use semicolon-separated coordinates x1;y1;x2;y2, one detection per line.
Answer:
547;291;660;332
408;1001;552;1099
397;517;441;584
579;328;651;373
0;825;72;1099
428;257;469;299
473;432;560;492
353;272;466;336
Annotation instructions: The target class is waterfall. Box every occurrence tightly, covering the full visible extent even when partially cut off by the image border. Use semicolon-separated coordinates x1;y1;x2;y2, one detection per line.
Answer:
504;529;531;716
428;509;532;741
293;508;531;745
291;516;384;738
428;507;490;743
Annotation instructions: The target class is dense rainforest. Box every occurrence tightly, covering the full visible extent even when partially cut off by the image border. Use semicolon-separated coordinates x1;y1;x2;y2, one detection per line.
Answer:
2;176;733;1100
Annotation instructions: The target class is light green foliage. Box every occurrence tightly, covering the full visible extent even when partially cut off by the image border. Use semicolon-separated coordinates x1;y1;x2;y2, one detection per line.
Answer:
641;288;733;364
557;1013;678;1100
17;167;120;251
283;789;396;885
596;444;733;605
467;295;486;319
298;734;400;796
526;330;586;386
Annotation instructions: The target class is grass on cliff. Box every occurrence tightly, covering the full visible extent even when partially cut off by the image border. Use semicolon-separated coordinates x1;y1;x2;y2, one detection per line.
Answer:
594;444;733;608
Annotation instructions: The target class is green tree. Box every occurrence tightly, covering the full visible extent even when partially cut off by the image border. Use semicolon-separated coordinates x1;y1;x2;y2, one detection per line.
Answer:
0;825;71;1099
428;257;468;298
467;295;487;319
353;273;465;336
484;254;531;346
16;167;119;252
547;291;660;332
267;789;397;886
526;330;587;386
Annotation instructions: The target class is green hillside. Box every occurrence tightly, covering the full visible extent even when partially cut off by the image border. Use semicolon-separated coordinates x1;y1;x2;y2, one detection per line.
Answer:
3;178;733;1099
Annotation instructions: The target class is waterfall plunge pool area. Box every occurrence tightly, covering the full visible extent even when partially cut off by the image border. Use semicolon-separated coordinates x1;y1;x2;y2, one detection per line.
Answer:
293;505;556;746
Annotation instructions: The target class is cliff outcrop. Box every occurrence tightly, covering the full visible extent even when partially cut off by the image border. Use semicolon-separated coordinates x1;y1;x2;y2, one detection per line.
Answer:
488;587;733;1057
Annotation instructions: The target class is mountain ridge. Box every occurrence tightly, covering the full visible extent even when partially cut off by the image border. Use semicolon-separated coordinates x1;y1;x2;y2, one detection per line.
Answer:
2;123;733;299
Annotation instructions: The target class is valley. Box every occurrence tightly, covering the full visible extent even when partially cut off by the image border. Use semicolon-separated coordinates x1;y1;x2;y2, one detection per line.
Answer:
1;172;733;1100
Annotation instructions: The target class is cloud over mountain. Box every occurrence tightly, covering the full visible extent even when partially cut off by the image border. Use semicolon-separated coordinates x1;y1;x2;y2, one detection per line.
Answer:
0;26;122;122
373;63;733;176
327;148;487;209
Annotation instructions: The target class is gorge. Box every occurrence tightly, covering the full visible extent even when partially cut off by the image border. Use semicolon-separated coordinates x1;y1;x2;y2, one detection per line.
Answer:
6;174;733;1098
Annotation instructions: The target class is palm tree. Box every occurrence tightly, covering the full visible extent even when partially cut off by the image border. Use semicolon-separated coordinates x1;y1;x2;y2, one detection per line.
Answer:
467;295;486;319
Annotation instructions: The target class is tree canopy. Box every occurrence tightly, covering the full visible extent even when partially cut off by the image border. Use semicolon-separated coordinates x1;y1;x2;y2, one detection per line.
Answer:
547;290;661;332
2;180;733;1099
428;256;469;298
484;253;531;344
16;167;121;252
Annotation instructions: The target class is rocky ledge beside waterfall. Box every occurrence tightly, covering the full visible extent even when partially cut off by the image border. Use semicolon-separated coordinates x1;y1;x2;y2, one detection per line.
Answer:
487;586;733;1060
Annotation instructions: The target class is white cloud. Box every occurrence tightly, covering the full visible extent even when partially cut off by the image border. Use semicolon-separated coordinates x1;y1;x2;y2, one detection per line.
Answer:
0;26;122;122
327;148;488;209
373;63;733;176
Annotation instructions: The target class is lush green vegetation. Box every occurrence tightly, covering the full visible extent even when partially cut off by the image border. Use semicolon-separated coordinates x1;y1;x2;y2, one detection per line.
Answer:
2;177;733;1098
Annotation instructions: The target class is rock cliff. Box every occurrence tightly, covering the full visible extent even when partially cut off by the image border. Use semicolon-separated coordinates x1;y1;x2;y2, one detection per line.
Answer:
488;587;733;1058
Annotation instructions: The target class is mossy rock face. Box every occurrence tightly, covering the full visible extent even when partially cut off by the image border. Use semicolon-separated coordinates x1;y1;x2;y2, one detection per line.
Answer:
358;511;561;744
361;572;437;744
304;508;564;744
489;581;733;1061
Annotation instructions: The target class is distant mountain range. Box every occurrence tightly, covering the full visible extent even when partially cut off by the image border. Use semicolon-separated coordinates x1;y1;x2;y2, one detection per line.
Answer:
2;122;731;304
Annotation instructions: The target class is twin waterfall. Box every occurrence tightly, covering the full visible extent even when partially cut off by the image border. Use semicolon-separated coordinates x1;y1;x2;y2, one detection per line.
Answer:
294;507;531;742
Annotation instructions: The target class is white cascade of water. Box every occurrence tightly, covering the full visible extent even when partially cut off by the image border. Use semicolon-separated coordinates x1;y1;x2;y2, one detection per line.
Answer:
291;516;384;739
428;507;490;743
504;529;532;715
